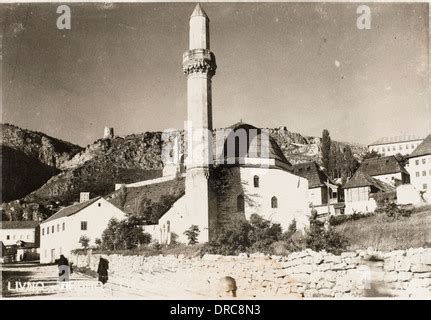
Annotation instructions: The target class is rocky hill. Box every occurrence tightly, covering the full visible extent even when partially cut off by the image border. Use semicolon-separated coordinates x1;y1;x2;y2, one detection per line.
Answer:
1;124;366;222
1;123;83;202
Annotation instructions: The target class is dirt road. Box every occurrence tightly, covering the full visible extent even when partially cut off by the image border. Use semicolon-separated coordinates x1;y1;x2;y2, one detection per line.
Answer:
1;262;150;299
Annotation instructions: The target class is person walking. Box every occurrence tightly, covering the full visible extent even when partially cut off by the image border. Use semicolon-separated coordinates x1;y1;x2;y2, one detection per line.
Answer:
97;257;109;285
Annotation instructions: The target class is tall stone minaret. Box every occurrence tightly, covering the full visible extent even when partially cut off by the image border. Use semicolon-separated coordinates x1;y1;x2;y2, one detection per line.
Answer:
183;4;217;242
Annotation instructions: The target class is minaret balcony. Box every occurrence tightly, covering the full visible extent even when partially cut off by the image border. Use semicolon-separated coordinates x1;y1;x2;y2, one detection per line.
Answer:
183;49;217;77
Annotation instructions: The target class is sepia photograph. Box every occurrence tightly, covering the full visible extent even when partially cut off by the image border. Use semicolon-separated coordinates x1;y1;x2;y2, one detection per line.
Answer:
0;0;430;303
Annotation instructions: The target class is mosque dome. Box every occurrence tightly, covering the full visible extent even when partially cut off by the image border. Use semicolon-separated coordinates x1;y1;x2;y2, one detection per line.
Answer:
214;122;291;169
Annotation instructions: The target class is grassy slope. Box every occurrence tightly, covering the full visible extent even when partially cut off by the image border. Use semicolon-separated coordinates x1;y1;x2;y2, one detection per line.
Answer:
335;209;431;251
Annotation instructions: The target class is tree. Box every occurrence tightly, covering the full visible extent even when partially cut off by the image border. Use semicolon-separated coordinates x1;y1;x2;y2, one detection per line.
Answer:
321;129;332;172
79;235;90;249
184;225;200;245
101;217;151;251
362;150;382;160
394;153;408;167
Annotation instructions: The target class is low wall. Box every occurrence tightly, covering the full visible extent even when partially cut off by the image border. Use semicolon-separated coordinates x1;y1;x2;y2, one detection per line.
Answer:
71;247;431;298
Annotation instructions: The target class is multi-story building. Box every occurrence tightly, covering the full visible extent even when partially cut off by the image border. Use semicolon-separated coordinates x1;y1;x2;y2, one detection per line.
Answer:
40;195;125;263
407;134;431;193
368;135;424;156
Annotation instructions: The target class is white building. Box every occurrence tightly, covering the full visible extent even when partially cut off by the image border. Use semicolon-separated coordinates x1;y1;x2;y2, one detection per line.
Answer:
407;134;431;197
368;135;424;157
40;196;125;263
0;221;39;246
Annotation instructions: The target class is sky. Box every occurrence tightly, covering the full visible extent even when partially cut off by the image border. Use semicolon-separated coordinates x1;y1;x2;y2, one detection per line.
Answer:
1;2;429;147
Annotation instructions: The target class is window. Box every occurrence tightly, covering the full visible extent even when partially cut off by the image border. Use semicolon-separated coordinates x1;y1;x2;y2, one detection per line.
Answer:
423;159;426;164
62;222;65;231
98;203;101;207
416;172;420;177
27;235;30;239
271;196;278;209
399;145;402;150
52;226;54;234
57;224;60;232
81;221;88;231
236;195;244;212
382;147;385;152
253;175;259;188
6;235;10;240
392;146;396;151
47;227;49;235
423;184;428;190
423;171;426;177
42;228;44;236
416;160;419;165
406;145;409;149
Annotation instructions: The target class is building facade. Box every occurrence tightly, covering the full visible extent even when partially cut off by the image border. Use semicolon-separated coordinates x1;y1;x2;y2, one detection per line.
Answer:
0;221;39;246
40;197;125;263
407;134;431;196
368;136;424;156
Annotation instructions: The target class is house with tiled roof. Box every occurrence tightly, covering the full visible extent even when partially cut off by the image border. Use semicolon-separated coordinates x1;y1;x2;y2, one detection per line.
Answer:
0;220;39;247
406;134;431;195
368;135;424;156
359;155;410;187
343;169;396;214
292;162;340;215
39;193;125;263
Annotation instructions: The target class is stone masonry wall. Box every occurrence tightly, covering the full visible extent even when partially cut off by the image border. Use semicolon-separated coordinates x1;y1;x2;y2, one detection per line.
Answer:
71;247;431;298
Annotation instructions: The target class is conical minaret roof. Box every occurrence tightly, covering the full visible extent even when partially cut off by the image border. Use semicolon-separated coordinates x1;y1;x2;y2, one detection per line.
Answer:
191;3;208;18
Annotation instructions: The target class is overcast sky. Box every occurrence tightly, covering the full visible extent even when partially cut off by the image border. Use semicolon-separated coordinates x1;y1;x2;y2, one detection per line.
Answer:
1;2;429;147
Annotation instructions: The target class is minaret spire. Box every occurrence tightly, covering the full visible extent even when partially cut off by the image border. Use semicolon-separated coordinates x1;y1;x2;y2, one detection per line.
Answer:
191;3;208;19
183;4;217;243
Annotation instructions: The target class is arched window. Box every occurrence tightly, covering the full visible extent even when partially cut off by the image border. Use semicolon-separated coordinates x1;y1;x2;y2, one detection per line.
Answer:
271;196;278;209
237;195;245;212
253;175;259;188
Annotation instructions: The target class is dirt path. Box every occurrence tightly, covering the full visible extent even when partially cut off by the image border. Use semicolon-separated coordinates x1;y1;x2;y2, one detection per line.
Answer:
1;262;148;299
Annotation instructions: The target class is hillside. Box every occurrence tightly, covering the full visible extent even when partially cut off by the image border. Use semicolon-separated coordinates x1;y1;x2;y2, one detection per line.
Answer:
335;207;431;251
1;124;366;222
0;123;83;202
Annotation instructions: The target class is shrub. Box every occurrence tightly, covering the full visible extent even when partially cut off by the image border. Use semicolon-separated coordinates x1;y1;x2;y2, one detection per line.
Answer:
184;225;200;245
79;236;90;249
305;218;349;255
202;214;284;255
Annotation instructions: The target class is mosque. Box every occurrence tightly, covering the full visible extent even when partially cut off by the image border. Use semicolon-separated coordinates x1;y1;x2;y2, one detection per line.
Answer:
110;4;310;244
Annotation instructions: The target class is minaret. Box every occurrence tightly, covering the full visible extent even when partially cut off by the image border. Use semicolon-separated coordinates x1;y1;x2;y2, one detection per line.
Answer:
183;4;217;242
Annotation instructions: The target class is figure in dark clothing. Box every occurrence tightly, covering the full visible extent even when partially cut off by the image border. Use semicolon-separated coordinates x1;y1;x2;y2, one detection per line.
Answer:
58;255;69;267
97;257;109;284
57;255;70;282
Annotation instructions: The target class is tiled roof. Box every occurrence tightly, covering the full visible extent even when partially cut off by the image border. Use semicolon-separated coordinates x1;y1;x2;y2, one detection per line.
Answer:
215;122;291;166
42;197;101;223
0;221;39;230
343;170;395;192
360;156;408;176
409;134;431;158
292;162;331;188
369;135;424;146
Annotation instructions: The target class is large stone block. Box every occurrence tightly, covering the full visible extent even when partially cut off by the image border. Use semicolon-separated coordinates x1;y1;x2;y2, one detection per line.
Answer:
411;264;431;273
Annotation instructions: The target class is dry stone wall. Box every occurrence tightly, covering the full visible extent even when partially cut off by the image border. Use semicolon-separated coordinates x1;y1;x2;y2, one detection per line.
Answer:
72;247;431;298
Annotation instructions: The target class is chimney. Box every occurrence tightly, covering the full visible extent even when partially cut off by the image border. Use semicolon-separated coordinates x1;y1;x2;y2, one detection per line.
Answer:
80;192;90;203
